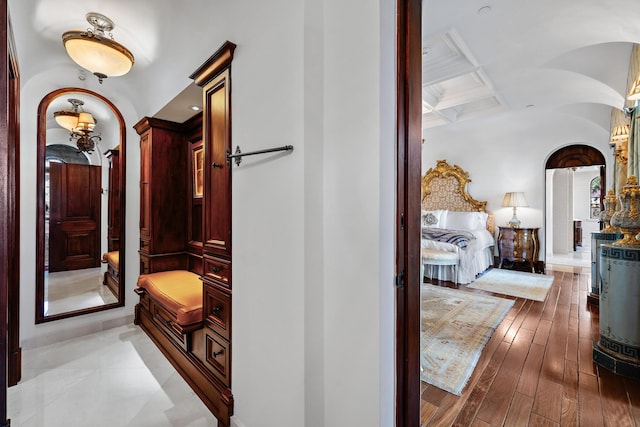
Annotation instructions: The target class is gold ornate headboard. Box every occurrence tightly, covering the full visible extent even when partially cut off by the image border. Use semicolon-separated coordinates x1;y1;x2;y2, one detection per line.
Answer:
421;159;494;233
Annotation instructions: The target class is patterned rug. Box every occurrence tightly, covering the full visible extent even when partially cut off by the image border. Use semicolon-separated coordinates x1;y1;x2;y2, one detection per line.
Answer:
467;268;554;302
421;284;513;395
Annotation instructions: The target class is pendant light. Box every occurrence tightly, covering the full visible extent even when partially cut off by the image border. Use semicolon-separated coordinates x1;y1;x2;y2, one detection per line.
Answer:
53;98;83;131
53;99;100;153
62;12;134;84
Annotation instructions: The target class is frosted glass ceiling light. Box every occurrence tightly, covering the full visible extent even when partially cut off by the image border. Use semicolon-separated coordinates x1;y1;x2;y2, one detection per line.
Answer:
62;12;134;84
53;98;83;131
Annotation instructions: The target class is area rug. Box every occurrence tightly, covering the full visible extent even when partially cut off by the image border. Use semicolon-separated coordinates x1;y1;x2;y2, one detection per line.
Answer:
421;284;513;395
467;268;554;302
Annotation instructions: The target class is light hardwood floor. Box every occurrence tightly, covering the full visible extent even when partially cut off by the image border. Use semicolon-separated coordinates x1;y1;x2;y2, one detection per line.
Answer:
421;265;640;427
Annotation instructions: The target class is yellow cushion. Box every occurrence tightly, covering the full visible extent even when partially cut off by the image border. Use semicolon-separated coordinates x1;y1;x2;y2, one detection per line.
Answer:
137;270;203;326
102;251;119;268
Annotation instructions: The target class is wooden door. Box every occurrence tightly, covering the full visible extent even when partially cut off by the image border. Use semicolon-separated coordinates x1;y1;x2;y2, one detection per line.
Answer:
203;69;232;257
48;162;102;272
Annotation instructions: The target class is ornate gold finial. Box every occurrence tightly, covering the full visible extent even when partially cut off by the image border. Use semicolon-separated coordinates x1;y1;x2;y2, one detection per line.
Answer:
611;176;640;245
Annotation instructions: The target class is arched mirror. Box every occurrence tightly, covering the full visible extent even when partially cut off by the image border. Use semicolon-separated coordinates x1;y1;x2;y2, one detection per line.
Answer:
36;88;126;323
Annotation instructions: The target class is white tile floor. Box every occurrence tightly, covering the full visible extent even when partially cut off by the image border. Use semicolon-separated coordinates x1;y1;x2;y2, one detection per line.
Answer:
546;244;592;269
8;324;218;427
45;267;118;316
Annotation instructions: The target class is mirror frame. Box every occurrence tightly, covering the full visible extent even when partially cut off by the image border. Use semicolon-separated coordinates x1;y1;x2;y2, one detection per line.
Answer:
35;87;126;323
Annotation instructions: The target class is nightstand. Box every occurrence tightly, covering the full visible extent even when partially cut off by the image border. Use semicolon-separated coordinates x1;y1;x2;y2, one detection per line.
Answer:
498;226;540;273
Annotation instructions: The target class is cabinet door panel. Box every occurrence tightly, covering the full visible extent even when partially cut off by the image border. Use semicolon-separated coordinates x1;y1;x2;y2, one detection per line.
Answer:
203;69;231;258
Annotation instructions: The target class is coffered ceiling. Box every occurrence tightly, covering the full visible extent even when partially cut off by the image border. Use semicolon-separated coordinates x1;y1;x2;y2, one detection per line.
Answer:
422;0;640;136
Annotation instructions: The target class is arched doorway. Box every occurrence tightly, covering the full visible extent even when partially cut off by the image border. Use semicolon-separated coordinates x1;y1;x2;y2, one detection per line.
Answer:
545;144;607;268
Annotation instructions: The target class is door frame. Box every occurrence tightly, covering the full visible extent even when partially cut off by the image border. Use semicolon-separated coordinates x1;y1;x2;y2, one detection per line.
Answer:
1;2;21;425
395;0;422;425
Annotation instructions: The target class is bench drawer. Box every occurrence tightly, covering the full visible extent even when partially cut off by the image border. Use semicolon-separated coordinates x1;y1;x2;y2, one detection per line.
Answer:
203;255;231;288
203;283;231;340
151;301;189;351
204;331;231;387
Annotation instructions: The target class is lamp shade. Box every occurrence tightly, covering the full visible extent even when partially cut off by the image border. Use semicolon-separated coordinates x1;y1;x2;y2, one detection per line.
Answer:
53;110;79;132
74;112;96;132
628;78;640;101
501;192;528;208
610;124;630;144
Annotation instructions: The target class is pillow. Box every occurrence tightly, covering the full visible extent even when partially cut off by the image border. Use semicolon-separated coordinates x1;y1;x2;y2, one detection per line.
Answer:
445;211;488;231
421;209;447;228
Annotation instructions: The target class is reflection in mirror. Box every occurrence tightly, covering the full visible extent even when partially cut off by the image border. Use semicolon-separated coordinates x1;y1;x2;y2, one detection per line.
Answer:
36;88;126;323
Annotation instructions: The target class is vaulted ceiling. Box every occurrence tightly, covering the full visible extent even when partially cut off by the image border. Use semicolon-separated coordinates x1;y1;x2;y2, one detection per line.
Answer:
422;0;640;138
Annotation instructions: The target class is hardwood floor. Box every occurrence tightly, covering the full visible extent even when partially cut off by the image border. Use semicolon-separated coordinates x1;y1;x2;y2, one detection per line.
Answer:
420;265;640;427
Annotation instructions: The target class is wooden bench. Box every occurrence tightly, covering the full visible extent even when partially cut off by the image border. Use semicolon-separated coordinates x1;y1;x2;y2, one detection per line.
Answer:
421;248;460;284
134;269;234;426
102;251;119;296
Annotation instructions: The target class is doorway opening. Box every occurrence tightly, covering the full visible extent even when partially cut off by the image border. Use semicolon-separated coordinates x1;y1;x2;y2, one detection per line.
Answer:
544;144;607;270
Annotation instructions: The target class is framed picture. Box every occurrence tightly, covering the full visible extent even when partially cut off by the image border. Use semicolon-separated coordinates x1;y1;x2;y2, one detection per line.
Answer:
193;146;204;198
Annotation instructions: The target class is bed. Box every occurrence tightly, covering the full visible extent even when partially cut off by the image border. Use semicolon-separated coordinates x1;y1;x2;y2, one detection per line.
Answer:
421;160;495;284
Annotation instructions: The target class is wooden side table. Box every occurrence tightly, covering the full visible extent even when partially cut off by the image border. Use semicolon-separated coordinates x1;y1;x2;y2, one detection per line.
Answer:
498;226;540;273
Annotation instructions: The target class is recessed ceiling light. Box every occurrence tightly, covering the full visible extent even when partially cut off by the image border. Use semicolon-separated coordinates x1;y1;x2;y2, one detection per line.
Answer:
477;6;492;15
189;105;201;111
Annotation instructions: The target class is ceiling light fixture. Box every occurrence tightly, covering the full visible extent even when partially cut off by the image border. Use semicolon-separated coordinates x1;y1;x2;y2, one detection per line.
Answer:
53;98;83;132
53;99;100;153
62;12;134;84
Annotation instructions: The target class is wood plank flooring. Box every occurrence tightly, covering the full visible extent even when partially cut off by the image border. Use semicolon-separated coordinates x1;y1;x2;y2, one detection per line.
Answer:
420;265;640;427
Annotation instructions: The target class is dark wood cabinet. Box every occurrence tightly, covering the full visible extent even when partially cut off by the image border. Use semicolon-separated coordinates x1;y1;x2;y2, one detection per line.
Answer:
134;117;188;274
574;220;582;251
190;41;236;426
105;148;120;252
498;226;540;273
202;69;232;259
134;42;236;427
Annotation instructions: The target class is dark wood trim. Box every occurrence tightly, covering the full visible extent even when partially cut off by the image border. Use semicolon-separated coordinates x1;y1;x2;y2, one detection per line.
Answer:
6;9;20;389
35;88;127;324
0;1;19;423
396;0;422;426
190;41;237;87
545;144;606;169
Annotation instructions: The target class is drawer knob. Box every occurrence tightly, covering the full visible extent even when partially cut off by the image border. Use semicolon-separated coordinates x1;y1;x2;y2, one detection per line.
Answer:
212;350;224;358
211;306;223;315
211;266;222;273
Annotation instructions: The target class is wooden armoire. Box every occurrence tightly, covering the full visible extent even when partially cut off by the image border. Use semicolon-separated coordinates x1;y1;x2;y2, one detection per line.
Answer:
134;41;236;427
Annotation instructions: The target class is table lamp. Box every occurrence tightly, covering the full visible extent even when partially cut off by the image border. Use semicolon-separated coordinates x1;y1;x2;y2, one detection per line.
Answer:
502;191;528;227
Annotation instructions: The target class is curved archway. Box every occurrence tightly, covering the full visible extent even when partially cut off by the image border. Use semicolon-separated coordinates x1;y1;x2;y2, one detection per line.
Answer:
35;87;127;323
546;143;607;169
545;144;607;267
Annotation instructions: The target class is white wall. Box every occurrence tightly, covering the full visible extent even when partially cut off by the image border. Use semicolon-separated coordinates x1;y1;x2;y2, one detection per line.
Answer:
552;169;573;254
15;1;396;426
422;108;614;259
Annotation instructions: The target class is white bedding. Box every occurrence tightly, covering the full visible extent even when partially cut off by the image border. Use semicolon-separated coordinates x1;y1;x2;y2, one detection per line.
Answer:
421;227;494;284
